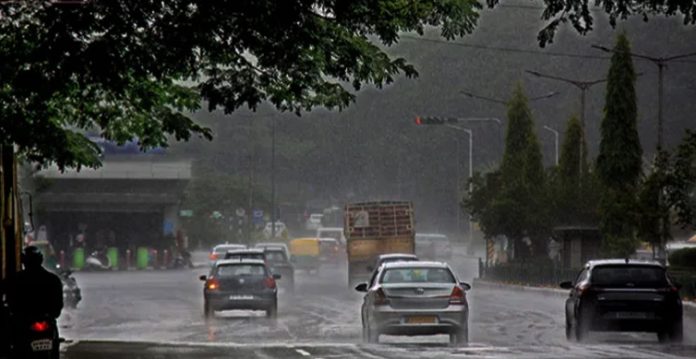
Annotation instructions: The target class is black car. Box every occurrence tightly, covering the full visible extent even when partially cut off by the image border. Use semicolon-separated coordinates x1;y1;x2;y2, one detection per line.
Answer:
264;248;295;293
200;259;281;319
560;259;683;343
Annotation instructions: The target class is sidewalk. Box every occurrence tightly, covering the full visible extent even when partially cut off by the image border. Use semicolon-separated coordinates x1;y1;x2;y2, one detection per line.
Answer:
473;278;696;315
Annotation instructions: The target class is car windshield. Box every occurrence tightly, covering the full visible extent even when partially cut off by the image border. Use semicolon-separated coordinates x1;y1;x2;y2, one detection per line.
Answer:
216;264;267;277
591;265;668;288
381;267;455;284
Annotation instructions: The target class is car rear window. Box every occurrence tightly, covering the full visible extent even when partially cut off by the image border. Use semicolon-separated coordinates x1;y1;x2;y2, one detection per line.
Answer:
591;265;668;288
265;251;287;262
215;245;244;253
217;264;267;277
225;253;265;260
381;267;455;284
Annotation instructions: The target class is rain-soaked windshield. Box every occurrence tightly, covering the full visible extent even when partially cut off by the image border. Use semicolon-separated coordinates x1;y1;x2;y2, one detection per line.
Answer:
1;1;695;358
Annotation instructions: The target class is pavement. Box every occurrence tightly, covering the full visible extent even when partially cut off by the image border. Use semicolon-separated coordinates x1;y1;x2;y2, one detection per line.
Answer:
55;252;696;358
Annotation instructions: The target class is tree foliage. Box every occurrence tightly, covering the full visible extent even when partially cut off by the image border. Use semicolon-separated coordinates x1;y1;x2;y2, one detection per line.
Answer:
596;33;642;257
0;0;481;169
466;84;549;259
488;0;696;46
549;116;600;226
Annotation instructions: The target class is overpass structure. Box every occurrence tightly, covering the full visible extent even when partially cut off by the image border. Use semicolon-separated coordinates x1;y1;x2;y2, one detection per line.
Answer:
33;159;191;253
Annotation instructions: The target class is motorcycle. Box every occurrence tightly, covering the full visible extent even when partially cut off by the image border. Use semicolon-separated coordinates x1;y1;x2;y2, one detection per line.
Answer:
11;316;59;359
168;250;193;269
58;270;81;309
84;250;112;271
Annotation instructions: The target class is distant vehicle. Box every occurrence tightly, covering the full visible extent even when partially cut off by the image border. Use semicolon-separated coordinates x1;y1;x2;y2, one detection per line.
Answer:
305;213;324;231
560;259;683;343
254;242;291;259
318;237;341;265
316;227;346;246
263;222;288;239
368;253;419;272
263;247;295;292
355;261;470;346
223;249;266;262
200;259;280;319
415;233;452;261
208;244;246;266
289;237;321;273
345;201;415;286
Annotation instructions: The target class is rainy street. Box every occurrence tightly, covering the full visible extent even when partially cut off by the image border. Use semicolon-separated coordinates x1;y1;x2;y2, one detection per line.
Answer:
58;253;696;359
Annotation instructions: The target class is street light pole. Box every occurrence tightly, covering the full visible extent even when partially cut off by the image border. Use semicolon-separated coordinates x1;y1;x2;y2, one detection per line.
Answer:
270;117;276;239
446;124;474;250
525;70;607;177
543;125;560;166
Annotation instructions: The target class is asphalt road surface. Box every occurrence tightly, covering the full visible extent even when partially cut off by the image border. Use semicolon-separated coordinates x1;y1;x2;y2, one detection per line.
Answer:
59;254;696;358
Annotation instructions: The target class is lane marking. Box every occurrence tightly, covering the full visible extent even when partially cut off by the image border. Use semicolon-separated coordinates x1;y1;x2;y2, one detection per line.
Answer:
296;348;311;356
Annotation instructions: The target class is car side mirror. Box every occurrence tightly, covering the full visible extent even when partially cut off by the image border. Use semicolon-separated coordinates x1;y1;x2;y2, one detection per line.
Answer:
354;283;368;292
366;266;374;272
199;275;207;281
559;281;573;290
460;282;472;291
273;273;282;280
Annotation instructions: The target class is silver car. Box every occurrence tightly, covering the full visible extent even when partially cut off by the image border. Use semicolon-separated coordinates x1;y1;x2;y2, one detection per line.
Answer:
355;261;470;346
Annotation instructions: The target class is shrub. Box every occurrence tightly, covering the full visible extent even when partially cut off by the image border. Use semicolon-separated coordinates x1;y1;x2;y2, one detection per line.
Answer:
668;248;696;269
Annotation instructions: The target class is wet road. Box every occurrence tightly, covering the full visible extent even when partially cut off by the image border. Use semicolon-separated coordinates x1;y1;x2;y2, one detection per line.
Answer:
59;255;696;358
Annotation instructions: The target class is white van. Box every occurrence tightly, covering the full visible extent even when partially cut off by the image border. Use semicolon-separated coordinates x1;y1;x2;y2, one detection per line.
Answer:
415;233;452;260
316;227;346;246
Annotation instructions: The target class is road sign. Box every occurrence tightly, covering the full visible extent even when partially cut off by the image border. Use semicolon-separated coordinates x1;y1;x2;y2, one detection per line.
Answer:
236;208;246;217
179;209;193;217
253;210;264;225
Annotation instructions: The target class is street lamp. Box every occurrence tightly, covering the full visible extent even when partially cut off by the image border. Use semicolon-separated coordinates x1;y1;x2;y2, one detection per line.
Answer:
525;70;607;177
446;125;474;252
542;125;560;166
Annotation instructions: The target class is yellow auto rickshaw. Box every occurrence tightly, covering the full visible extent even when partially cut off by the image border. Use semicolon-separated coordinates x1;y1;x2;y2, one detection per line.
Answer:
289;237;320;273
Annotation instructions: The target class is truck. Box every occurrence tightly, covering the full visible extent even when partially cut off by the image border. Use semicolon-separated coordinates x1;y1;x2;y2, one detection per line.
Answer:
344;201;415;286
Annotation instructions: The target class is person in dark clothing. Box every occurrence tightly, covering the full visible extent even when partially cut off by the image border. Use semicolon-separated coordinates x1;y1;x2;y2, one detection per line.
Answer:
4;246;63;358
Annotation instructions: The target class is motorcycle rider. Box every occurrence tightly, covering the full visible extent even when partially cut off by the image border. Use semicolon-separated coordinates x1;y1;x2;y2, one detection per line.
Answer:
4;246;63;358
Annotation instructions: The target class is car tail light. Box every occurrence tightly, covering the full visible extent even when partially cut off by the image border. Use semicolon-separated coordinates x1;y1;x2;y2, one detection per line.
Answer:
264;277;277;289
209;253;218;261
449;285;466;305
374;288;389;305
206;278;220;291
577;282;593;297
30;321;50;332
658;286;679;294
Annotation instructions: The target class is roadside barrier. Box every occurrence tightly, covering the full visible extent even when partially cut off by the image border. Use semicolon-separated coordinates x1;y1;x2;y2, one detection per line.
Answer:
125;249;132;270
72;248;85;270
59;250;66;269
136;247;149;270
106;247;119;270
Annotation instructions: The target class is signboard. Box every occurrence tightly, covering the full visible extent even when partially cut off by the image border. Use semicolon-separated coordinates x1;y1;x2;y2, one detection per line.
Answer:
353;210;370;228
253;210;264;226
179;209;193;217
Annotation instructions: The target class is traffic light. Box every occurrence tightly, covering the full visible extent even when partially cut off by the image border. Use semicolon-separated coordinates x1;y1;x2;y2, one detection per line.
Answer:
414;116;457;125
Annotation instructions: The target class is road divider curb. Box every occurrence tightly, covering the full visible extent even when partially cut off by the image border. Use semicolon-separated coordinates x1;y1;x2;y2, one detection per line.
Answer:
473;278;696;314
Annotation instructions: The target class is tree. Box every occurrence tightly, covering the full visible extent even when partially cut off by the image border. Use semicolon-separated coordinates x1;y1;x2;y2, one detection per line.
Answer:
596;33;642;257
466;84;549;259
668;130;696;229
550;116;600;226
0;0;482;169
486;0;696;46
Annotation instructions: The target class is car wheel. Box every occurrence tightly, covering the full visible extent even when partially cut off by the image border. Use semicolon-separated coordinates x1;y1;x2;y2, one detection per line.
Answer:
574;312;590;343
565;315;574;341
204;300;213;319
363;316;379;344
659;319;683;343
450;327;468;347
266;301;278;319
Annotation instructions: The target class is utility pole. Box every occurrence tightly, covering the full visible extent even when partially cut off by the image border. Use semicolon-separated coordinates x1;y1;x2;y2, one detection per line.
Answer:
591;46;696;262
270;117;276;239
525;70;607;177
543;125;560;166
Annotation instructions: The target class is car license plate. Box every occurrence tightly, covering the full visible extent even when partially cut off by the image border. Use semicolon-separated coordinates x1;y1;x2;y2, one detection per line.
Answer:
30;339;53;351
406;316;437;324
229;295;254;300
616;312;647;319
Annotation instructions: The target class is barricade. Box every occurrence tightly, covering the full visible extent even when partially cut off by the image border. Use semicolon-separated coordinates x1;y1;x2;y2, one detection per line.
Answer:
72;248;85;270
136;247;149;270
106;247;119;270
